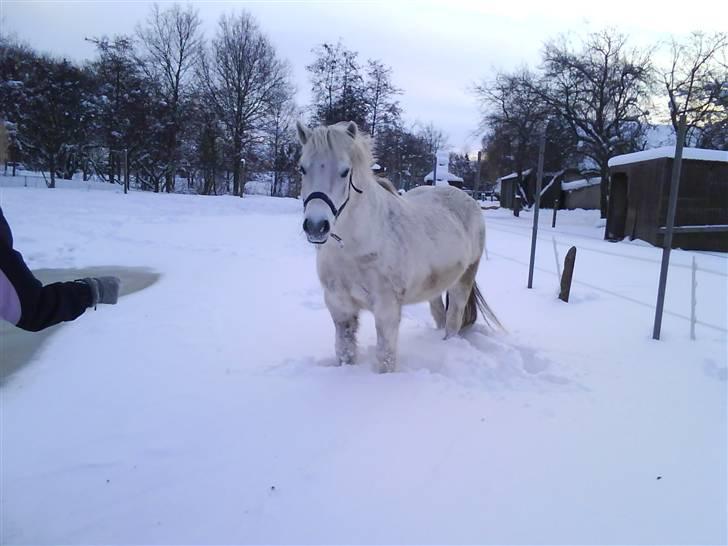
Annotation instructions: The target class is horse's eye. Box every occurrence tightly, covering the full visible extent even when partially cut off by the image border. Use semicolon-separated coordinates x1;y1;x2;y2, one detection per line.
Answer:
340;168;350;178
299;166;306;176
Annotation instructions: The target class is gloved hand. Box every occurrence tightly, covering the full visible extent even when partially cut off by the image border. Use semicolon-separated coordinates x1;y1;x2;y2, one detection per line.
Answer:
78;276;121;307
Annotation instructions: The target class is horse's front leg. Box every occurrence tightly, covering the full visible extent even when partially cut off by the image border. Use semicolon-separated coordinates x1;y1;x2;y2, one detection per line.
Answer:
325;293;359;366
334;314;359;365
373;299;402;373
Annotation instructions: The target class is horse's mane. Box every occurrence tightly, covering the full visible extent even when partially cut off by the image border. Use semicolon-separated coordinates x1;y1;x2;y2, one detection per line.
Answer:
375;176;398;195
306;122;401;197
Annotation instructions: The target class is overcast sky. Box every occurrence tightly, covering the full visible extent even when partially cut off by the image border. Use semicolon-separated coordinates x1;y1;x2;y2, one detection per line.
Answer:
3;0;726;152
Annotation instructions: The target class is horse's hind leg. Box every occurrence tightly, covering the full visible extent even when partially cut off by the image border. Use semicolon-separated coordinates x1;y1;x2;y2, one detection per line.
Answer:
429;295;446;329
444;263;478;339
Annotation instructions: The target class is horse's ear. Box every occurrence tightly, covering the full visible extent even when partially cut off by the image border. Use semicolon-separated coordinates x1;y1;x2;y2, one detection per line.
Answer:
345;121;357;139
296;120;310;145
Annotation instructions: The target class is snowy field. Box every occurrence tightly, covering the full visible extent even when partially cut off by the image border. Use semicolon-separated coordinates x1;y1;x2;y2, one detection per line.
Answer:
1;186;726;544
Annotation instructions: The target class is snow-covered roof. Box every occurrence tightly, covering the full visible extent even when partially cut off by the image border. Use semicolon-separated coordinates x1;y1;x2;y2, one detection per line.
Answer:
499;169;532;181
423;171;464;183
608;147;728;168
562;177;601;191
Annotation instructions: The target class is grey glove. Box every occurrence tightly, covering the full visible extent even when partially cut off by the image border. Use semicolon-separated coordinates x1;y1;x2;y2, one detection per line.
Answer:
79;276;121;307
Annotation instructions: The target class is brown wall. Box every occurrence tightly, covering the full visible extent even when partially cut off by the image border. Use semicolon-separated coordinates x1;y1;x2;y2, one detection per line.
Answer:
564;184;600;210
608;158;728;251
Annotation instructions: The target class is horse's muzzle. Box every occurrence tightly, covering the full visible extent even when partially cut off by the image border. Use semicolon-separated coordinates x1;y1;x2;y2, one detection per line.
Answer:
303;217;330;244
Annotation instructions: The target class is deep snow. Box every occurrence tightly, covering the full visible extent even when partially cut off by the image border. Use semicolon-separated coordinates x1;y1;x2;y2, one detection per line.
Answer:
0;185;726;544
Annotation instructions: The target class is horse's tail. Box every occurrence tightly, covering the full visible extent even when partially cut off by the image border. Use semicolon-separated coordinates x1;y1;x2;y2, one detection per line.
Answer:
462;281;503;331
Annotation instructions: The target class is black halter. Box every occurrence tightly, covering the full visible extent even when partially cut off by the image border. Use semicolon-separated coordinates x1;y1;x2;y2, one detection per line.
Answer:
303;170;363;219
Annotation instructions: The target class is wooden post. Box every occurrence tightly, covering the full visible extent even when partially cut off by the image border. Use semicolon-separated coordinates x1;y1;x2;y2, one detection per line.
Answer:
432;153;437;187
690;256;697;340
653;115;687;340
123;148;129;194
559;246;576;302
239;158;246;198
473;150;482;201
528;131;546;289
552;198;559;228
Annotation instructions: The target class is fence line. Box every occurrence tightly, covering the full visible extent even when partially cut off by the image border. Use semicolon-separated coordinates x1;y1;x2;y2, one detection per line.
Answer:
488;248;726;334
487;221;727;277
0;175;123;192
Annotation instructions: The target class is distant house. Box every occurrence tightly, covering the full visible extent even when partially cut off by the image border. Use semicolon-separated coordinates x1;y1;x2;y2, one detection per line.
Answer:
424;150;464;189
606;146;728;251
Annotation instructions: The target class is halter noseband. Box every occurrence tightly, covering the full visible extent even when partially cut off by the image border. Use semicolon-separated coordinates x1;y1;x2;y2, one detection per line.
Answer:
303;170;363;219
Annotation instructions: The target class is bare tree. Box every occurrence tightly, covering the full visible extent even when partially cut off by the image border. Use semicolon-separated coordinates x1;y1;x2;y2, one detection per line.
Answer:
416;121;448;157
265;84;298;196
538;30;653;217
364;59;401;139
306;41;368;128
198;11;290;196
662;31;728;147
474;68;549;204
137;3;202;192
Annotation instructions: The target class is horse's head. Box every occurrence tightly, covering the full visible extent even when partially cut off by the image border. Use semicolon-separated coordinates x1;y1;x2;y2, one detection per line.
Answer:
296;120;365;244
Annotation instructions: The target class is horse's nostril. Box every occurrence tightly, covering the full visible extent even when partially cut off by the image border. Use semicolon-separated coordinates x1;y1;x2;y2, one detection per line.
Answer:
303;218;310;233
321;220;330;234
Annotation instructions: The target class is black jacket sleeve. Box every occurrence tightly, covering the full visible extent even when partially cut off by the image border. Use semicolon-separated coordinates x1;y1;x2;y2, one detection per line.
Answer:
0;206;91;331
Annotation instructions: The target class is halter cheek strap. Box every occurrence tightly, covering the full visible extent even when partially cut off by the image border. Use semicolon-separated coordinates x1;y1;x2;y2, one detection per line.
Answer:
303;171;363;219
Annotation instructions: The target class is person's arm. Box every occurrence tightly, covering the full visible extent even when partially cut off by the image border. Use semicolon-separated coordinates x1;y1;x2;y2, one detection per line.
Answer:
0;207;119;332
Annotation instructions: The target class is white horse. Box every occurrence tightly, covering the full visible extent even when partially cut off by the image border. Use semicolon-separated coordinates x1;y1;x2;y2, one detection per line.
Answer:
297;120;500;373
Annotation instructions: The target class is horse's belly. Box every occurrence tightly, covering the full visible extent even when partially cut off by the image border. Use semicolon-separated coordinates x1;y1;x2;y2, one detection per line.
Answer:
403;261;467;304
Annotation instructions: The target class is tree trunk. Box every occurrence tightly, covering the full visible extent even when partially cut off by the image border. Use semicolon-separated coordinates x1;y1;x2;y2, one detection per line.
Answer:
165;171;174;193
49;153;56;189
232;165;240;196
109;151;115;185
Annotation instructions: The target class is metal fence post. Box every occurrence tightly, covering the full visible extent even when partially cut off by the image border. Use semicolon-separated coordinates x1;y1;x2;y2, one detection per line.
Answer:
528;131;546;289
690;256;697;340
652;115;687;340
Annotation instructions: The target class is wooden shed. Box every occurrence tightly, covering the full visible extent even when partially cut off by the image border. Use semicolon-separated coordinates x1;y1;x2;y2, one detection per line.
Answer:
606;147;728;251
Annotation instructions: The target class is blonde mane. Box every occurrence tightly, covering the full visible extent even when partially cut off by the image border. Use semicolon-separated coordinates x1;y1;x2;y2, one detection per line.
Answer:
306;122;374;175
305;122;399;195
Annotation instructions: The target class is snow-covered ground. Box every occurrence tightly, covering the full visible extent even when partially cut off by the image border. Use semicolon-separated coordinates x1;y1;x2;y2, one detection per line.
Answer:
1;186;726;544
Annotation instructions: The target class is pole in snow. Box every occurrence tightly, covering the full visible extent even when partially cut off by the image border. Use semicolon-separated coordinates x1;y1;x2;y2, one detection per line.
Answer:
652;115;687;340
690;256;697;341
528;131;546;289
